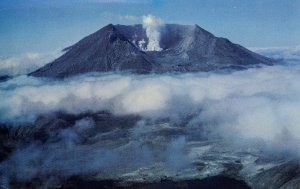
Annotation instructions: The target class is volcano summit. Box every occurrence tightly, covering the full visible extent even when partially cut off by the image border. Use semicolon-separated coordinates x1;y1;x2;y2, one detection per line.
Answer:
30;23;273;78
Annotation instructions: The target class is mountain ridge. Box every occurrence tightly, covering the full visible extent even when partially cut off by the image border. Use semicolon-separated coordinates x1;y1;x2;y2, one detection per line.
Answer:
30;23;274;78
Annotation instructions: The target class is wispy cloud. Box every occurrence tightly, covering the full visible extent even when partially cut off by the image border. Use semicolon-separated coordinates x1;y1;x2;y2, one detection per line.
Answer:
119;15;140;21
88;0;149;3
102;12;141;22
251;45;300;62
0;51;61;76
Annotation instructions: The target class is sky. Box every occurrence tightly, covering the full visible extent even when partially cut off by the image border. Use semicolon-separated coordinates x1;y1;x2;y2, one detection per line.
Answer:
0;0;300;57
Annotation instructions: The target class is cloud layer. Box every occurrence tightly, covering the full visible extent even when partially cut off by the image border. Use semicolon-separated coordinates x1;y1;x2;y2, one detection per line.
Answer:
252;45;300;62
0;51;61;76
1;63;300;146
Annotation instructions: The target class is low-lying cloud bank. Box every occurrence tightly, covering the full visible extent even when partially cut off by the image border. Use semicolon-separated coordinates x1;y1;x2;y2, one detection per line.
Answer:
0;51;61;77
252;45;300;62
1;63;300;147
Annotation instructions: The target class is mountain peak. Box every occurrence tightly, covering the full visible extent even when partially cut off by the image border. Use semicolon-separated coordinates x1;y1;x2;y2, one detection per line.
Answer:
30;23;274;78
103;23;120;33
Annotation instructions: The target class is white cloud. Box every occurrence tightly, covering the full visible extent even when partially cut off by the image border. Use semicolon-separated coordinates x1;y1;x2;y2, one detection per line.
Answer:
1;63;300;148
89;0;149;3
252;45;300;62
0;51;61;76
119;15;140;21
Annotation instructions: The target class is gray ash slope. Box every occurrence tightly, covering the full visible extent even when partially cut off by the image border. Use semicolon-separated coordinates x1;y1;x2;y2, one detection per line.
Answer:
30;24;273;78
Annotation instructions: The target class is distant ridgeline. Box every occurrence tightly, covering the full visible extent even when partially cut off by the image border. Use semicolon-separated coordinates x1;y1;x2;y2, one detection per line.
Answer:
30;24;274;78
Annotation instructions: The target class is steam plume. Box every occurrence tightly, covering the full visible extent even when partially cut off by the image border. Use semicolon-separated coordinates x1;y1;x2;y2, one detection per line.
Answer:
142;15;163;51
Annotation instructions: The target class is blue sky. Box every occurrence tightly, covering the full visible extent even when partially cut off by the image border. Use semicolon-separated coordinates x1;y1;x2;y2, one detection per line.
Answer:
0;0;299;57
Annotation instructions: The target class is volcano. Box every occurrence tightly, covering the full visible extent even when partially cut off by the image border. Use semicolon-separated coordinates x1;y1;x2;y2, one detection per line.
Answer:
30;24;273;78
